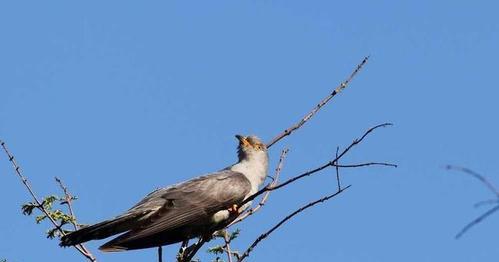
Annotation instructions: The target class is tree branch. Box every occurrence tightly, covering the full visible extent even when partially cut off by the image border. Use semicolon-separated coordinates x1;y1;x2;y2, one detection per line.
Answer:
266;56;369;149
335;147;341;191
242;123;394;207
55;177;95;258
474;199;499;208
54;177;80;231
237;185;352;262
333;162;397;168
445;165;499;239
223;230;233;262
229;148;289;226
445;165;499;198
178;237;207;262
0;140;97;262
455;204;499;239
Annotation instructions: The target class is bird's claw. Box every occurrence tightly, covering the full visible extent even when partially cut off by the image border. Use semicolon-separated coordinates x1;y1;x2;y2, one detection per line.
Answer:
228;204;239;214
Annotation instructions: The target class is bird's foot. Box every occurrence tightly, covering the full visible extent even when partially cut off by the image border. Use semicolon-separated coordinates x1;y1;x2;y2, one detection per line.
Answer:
228;204;239;214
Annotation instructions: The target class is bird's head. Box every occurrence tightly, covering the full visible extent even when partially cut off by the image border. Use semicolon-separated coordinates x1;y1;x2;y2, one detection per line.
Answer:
235;135;268;161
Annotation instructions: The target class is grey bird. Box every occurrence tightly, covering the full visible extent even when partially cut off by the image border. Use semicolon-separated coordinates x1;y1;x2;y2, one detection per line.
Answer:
60;135;268;251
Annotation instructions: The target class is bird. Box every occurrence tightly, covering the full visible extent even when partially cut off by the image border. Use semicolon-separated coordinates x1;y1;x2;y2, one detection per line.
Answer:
60;135;268;252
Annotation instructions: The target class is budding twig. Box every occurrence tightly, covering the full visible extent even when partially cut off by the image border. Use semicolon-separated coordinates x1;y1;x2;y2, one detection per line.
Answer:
0;140;97;262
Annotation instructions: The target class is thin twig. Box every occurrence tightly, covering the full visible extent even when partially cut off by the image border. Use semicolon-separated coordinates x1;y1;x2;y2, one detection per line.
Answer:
179;237;207;262
176;240;189;260
55;177;79;231
242;123;393;207
445;165;499;198
55;177;94;258
335;147;341;191
455;204;499;239
445;165;499;238
223;230;233;262
334;162;398;168
0;140;97;262
474;199;499;208
266;56;370;149
229;148;289;226
237;185;352;262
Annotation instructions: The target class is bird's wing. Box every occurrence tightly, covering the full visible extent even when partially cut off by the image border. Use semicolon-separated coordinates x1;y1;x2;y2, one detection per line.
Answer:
107;169;251;244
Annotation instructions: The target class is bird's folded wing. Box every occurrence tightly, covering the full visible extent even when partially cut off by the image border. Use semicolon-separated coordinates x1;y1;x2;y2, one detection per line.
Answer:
117;170;251;242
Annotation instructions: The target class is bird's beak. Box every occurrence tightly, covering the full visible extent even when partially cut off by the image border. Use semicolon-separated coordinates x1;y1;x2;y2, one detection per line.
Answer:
235;135;250;147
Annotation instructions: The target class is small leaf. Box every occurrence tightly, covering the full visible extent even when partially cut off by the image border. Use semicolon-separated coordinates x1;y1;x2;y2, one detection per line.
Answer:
46;228;59;239
35;214;47;224
207;245;224;255
229;229;240;241
212;230;225;239
21;202;37;216
42;195;59;209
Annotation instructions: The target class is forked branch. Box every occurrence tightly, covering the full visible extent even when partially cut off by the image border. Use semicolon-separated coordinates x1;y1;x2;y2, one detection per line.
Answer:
242;123;394;207
175;56;374;261
0;140;97;262
237;157;352;262
446;165;499;239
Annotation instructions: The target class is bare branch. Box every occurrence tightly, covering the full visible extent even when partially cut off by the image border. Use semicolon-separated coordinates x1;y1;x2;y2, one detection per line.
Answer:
445;165;499;198
455;204;499;239
0;140;97;262
178;237;207;262
334;162;397;168
242;123;393;207
55;177;95;258
54;177;79;231
266;56;370;149
335;147;341;191
237;185;352;262
223;230;233;262
445;165;499;238
474;199;499;208
176;240;189;261
229;148;289;226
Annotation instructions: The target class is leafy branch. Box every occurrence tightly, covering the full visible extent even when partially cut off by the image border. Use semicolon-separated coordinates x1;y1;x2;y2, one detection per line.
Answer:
0;141;96;261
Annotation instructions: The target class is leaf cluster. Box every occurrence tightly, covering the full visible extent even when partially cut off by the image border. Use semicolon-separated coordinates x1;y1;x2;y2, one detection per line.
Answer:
21;194;77;239
207;229;241;262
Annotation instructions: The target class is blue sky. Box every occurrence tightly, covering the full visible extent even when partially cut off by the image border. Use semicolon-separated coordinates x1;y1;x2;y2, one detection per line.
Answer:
1;1;498;261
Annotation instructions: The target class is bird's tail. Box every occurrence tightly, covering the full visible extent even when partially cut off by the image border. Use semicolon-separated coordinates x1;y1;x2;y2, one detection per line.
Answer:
59;212;144;247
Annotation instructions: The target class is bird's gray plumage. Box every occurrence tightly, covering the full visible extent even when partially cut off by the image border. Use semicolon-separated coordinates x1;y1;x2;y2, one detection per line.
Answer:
60;135;268;251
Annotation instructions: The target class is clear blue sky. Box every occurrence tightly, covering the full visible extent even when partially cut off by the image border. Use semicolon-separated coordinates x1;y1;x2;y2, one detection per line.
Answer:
1;1;498;261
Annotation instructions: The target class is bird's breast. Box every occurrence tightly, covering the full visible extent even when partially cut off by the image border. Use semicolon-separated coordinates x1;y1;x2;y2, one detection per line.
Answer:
211;210;230;223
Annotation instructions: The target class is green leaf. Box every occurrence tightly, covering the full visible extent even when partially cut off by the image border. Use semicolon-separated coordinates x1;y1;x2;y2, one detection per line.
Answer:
229;229;240;241
207;245;224;255
42;195;59;209
21;202;37;216
35;214;47;224
46;228;60;239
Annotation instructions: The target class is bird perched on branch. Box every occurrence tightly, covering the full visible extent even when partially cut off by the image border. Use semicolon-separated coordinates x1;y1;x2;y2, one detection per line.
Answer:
60;135;268;251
